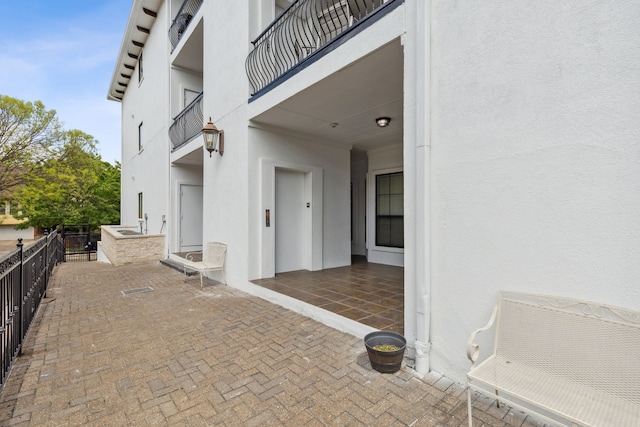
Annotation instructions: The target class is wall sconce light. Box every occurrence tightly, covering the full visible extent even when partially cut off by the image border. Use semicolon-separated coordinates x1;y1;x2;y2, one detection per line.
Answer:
375;117;391;128
202;117;224;157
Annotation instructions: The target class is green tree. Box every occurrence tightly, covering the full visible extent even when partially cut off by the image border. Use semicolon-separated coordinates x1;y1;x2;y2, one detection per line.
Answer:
0;95;62;199
14;130;120;229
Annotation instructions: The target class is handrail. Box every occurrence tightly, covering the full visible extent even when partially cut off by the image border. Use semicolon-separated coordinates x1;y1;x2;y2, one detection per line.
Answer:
246;0;396;96
169;91;204;150
251;0;302;44
169;0;203;52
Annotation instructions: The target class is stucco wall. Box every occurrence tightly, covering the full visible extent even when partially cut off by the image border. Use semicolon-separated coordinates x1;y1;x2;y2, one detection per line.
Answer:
200;2;251;286
429;0;640;382
170;68;202;118
120;1;170;253
247;127;351;280
170;164;203;253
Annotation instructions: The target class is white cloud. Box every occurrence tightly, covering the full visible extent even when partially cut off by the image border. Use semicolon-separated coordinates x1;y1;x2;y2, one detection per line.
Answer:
0;1;129;164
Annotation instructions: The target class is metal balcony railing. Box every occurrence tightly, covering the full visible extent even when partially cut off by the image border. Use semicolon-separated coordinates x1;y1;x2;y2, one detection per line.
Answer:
169;91;204;150
169;0;203;52
246;0;394;96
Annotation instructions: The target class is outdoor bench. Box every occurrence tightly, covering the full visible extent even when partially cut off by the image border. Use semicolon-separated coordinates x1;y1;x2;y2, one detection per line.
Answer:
466;291;640;427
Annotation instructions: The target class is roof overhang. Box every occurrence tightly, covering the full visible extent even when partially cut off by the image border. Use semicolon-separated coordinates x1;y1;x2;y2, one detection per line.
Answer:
107;0;163;102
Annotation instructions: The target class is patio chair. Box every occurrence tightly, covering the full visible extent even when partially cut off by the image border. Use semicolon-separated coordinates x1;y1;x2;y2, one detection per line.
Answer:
183;242;227;289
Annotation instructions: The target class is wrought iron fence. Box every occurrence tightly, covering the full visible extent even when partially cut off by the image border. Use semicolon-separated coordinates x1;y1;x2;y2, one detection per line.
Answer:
0;231;64;390
246;0;394;96
169;0;203;52
169;91;204;150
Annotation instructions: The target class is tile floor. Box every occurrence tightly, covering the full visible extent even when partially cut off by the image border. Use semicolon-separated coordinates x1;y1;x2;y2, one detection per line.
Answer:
252;256;404;334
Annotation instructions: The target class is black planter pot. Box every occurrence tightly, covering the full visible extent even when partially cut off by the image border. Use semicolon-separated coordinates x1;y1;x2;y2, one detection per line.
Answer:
364;331;406;373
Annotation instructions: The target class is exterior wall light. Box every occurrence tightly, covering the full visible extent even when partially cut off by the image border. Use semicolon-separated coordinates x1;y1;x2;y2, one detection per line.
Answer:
376;117;391;127
202;117;224;157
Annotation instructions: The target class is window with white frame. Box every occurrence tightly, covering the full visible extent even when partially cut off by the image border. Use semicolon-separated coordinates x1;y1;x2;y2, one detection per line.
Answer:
375;171;403;248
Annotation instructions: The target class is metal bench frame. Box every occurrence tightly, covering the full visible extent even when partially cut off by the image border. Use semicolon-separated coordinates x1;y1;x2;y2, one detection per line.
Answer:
466;291;640;427
183;242;226;289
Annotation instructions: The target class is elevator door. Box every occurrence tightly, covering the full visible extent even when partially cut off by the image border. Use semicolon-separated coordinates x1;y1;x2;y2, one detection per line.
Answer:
275;169;306;273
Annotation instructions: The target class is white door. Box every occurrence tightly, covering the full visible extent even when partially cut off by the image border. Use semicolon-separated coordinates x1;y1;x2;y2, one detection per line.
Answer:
275;169;306;273
183;88;199;107
180;184;203;252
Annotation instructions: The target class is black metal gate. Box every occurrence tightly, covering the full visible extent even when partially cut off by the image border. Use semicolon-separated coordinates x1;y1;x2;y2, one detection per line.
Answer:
62;224;100;262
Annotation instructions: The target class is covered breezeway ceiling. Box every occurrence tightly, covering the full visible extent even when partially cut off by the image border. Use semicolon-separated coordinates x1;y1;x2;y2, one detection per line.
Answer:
249;39;403;151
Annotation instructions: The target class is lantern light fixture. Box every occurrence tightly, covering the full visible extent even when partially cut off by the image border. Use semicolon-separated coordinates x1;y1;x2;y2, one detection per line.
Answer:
202;117;224;157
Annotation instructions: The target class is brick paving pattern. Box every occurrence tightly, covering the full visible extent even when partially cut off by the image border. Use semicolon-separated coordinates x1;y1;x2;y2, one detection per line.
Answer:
0;261;545;426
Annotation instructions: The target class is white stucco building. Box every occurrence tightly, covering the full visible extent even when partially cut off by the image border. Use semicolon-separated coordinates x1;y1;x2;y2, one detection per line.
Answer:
108;0;640;384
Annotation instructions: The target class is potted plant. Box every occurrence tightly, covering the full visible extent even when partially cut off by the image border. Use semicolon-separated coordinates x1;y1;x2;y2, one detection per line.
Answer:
364;331;406;373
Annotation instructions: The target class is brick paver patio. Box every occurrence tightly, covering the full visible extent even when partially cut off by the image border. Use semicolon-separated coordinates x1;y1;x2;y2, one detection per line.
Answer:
0;261;544;426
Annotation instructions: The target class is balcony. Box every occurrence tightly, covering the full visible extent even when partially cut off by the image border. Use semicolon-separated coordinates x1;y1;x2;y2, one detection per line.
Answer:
169;0;203;52
169;91;203;150
246;0;398;97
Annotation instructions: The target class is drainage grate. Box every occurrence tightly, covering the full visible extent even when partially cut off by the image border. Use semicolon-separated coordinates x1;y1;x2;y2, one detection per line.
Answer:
121;286;154;296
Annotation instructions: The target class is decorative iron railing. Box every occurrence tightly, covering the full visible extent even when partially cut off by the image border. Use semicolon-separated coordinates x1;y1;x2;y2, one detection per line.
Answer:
169;0;203;52
246;0;394;96
0;230;63;390
169;91;204;150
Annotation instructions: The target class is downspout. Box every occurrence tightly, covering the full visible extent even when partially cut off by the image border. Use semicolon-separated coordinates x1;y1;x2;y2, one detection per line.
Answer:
412;0;431;376
414;149;430;374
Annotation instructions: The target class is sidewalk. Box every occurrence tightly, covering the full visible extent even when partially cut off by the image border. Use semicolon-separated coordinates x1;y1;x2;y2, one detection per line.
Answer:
0;261;541;426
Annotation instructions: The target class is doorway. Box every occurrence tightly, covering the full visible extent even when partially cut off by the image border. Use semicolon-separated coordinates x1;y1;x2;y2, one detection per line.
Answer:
275;169;307;273
260;159;323;278
179;184;203;252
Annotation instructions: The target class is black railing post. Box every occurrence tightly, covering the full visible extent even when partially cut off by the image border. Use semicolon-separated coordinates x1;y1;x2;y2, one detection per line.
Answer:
16;238;23;356
44;229;49;297
86;225;90;262
61;224;66;263
58;228;64;263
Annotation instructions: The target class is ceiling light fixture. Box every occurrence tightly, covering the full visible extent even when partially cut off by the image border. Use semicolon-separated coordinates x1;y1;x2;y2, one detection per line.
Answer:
376;117;391;128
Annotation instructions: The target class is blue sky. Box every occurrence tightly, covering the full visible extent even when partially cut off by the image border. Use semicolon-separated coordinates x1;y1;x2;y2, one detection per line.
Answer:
0;1;132;164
